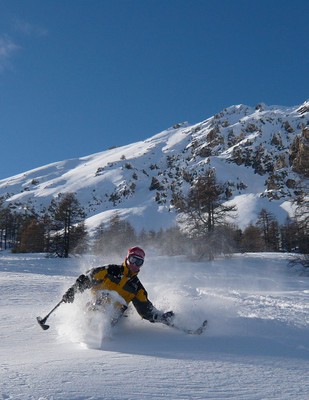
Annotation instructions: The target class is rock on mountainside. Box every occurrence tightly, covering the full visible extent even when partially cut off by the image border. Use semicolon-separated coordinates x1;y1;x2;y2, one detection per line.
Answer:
0;101;308;233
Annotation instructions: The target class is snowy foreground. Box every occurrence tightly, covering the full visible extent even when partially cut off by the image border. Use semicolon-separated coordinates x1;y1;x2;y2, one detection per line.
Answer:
1;251;308;400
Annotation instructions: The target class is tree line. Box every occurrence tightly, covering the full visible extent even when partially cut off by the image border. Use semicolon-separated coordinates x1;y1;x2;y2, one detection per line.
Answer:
0;169;308;266
0;193;87;257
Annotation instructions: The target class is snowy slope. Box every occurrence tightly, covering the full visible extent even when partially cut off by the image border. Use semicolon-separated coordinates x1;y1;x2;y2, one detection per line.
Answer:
0;251;308;399
0;101;308;233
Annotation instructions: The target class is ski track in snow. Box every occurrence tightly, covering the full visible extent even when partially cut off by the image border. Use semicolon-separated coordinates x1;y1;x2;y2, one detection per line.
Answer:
0;252;308;400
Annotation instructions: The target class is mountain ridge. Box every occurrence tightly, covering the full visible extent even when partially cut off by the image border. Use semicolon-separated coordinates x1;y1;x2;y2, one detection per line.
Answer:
0;101;308;234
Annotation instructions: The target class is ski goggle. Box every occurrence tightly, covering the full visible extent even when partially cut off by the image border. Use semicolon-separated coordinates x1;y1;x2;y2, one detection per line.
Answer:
128;255;144;267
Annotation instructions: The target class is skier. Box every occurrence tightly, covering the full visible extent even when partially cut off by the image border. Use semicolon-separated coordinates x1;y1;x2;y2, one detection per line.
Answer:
62;246;175;327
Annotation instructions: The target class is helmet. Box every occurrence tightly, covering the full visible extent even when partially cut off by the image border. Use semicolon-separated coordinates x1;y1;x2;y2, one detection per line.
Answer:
127;246;145;259
126;246;145;273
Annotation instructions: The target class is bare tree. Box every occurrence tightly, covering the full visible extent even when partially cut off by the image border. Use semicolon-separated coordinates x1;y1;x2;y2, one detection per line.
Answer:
48;193;86;257
172;169;237;260
92;212;137;256
241;224;265;252
256;209;280;251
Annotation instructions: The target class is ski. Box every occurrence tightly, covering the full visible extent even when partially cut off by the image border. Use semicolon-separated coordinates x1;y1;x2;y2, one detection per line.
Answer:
168;319;207;335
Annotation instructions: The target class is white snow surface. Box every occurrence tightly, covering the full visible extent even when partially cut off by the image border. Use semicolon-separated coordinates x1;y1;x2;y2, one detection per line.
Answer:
1;251;308;399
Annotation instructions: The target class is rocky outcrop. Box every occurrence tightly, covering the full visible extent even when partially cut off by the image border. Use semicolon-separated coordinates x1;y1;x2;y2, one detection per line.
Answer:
290;126;309;177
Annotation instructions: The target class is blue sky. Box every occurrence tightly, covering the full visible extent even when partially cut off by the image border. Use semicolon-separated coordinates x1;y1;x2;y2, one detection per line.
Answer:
0;0;308;180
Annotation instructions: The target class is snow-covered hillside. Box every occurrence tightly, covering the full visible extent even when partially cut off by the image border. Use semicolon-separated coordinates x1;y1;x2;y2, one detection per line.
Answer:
0;251;308;399
0;101;308;233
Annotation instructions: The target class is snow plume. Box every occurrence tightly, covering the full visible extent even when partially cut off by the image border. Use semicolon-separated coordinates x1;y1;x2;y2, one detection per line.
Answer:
138;255;215;332
139;253;295;337
54;254;129;349
56;290;127;349
53;252;301;349
56;293;107;348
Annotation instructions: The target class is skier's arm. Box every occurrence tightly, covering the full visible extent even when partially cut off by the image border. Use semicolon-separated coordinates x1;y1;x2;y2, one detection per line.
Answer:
62;273;92;303
132;287;174;324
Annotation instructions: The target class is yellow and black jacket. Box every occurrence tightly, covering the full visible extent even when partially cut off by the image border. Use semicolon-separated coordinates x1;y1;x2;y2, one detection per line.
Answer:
70;262;159;322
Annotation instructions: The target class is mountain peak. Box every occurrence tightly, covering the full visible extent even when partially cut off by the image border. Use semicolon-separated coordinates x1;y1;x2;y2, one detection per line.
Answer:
0;101;308;233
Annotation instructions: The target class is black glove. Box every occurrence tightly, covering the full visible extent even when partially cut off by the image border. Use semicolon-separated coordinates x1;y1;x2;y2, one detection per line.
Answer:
149;310;175;324
161;311;175;325
75;274;91;291
62;287;75;303
154;311;175;325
